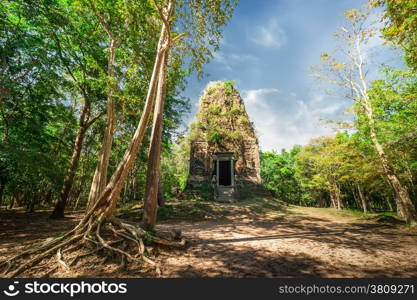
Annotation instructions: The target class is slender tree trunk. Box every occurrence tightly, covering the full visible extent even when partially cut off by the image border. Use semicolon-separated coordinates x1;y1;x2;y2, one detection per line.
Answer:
405;165;417;202
122;179;128;202
50;100;91;218
351;183;362;210
142;49;168;229
385;196;394;212
28;189;40;213
8;197;14;209
357;184;367;213
9;190;21;209
72;187;82;210
44;189;53;205
87;38;117;210
0;183;4;209
158;177;165;207
329;190;337;209
335;183;343;209
132;176;137;202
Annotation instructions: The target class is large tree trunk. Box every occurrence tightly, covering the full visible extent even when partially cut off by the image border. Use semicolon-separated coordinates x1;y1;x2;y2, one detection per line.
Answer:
330;182;342;210
142;53;168;229
356;51;417;222
86;21;169;220
366;110;417;222
86;38;117;210
50;100;91;219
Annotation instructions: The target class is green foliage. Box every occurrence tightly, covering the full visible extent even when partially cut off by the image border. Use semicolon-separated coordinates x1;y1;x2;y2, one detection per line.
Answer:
184;182;214;202
157;201;216;221
0;0;191;210
261;147;302;204
143;228;156;246
261;103;417;211
307;4;417;217
174;0;238;77
160;137;190;198
0;0;79;207
229;105;242;115
206;104;222;115
223;80;236;96
375;0;417;69
208;131;223;144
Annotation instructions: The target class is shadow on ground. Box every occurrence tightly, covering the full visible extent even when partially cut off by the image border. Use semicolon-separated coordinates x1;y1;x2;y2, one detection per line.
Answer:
1;200;417;278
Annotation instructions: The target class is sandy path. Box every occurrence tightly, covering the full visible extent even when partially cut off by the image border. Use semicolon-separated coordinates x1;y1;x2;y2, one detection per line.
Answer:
156;207;417;277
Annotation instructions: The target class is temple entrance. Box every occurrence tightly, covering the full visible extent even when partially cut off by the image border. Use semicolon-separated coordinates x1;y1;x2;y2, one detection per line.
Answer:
218;160;232;186
213;152;235;187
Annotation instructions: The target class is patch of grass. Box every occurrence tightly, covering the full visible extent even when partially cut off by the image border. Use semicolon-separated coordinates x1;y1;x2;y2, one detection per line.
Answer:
248;198;285;212
183;182;214;201
343;208;396;218
374;215;405;225
116;194;292;224
158;203;202;220
236;196;288;216
116;200;220;222
292;206;409;227
157;201;229;221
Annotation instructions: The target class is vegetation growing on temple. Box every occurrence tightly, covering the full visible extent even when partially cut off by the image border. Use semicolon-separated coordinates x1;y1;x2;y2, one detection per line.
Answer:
190;81;255;151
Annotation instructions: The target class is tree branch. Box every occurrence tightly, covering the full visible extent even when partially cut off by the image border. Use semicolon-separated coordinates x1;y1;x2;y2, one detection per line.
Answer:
171;32;190;45
152;0;170;30
86;110;106;129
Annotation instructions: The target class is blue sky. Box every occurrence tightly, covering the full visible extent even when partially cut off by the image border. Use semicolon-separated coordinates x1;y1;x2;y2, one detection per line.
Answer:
180;0;393;152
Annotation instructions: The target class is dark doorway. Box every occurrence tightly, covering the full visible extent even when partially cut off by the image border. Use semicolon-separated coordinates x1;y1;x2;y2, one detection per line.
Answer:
219;160;231;186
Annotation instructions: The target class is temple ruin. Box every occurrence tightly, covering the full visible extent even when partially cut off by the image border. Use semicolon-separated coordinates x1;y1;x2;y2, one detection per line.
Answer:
187;81;261;201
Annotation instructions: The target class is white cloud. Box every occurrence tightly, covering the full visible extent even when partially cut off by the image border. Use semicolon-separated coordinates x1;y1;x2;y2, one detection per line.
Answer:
219;36;228;47
212;51;226;63
249;19;287;49
312;102;344;115
242;88;280;106
241;89;347;151
229;53;259;62
212;51;259;71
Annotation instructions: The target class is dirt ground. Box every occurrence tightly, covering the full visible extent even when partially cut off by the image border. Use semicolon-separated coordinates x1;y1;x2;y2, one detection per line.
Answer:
1;199;417;277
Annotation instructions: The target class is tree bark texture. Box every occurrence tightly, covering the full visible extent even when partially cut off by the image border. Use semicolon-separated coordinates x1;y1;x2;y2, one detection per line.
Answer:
50;99;91;218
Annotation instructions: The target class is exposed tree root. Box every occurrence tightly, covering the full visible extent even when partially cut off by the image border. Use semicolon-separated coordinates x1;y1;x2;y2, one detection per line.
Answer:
56;248;70;271
0;216;186;278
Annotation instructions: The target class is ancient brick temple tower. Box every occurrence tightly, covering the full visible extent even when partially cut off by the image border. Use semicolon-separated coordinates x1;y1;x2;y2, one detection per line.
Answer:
187;81;261;201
